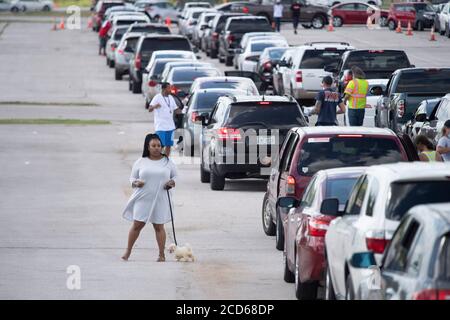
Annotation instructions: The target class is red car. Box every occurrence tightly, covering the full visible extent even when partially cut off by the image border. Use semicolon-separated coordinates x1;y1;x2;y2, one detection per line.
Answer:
279;167;365;300
330;2;389;27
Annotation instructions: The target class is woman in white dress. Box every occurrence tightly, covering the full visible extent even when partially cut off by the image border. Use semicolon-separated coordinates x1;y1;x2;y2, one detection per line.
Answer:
122;133;178;262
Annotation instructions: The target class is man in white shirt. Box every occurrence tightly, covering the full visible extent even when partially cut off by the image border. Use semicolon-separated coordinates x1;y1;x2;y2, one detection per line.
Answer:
148;82;181;157
273;0;283;32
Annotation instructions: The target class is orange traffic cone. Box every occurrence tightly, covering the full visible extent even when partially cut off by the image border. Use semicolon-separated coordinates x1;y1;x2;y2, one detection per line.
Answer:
59;17;65;30
165;17;171;27
395;20;402;33
406;21;413;36
429;25;437;41
327;16;334;32
87;17;93;29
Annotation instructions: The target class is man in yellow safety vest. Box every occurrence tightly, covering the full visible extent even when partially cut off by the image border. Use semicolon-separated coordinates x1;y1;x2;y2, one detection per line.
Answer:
343;66;369;126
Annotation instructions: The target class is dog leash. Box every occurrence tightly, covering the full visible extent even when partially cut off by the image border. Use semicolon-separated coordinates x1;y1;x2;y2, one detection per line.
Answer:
167;189;178;246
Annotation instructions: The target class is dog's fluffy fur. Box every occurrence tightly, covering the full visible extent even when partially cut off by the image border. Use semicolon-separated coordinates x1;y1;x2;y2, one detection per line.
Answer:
167;243;195;262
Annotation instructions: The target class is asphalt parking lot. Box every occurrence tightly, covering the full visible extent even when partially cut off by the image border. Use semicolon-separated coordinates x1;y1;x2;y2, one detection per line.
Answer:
0;16;449;299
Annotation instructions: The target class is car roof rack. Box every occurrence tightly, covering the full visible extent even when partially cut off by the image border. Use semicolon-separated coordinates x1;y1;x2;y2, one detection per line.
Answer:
304;41;351;46
223;94;237;102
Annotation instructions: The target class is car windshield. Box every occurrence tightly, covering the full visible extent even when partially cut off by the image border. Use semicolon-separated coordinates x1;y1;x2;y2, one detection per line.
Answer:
386;181;450;221
155;53;193;60
129;26;170;34
300;50;346;69
228;19;272;32
297;137;404;176
413;3;435;12
268;48;288;60
251;42;284;52
325;178;359;205
193;92;230;110
172;69;219;82
113;28;128;40
396;70;450;93
227;103;306;128
343;51;410;71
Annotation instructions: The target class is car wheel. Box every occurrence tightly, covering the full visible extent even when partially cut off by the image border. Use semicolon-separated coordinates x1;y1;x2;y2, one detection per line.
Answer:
302;24;312;29
333;16;343;27
225;56;233;66
379;16;387;27
312;15;326;29
325;261;336;300
200;160;210;183
275;210;284;251
11;6;19;12
114;69;122;80
446;24;450;38
128;78;132;91
345;273;355;300
43;5;50;12
283;254;295;283
262;194;276;236
210;168;225;190
109;60;115;68
210;48;217;59
132;79;141;94
295;253;318;300
388;19;396;31
219;54;225;63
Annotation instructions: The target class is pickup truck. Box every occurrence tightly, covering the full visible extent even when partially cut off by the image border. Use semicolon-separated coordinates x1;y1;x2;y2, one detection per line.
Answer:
324;49;413;93
372;68;450;132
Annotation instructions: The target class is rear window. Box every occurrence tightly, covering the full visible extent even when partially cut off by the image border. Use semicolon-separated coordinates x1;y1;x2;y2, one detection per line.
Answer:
325;178;359;205
156;53;193;60
396;70;450;93
173;69;219;82
413;3;434;11
227;103;306;128
297;137;404;176
152;61;172;75
193;92;230;111
141;38;191;53
300;49;346;69
343;51;410;71
386;181;450;221
113;28;127;40
251;42;283;52
199;81;244;90
129;26;170;34
192;11;203;19
228;19;272;32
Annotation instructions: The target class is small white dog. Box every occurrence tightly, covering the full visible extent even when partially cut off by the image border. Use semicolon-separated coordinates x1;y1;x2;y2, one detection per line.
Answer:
167;243;195;262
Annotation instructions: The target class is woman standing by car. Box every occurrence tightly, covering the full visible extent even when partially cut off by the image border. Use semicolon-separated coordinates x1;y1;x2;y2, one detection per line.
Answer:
122;133;178;262
415;135;442;162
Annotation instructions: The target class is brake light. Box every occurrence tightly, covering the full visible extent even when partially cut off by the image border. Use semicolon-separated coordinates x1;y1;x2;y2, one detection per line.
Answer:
397;99;405;118
135;54;141;69
170;86;178;95
337;134;363;138
286;175;296;195
368;50;384;53
191;111;199;122
308;216;331;237
296;71;303;83
217;127;241;140
365;230;389;254
227;34;235;44
413;289;450;300
258;101;271;105
148;80;157;87
212;32;219;40
111;45;116;52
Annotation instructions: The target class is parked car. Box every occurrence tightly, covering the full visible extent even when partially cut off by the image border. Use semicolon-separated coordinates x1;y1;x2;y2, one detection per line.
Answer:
437;1;450;37
125;22;171;35
181;88;251;156
111;14;151;29
419;93;450;145
279;167;365;299
402;98;441;141
330;2;389;27
387;1;436;31
326;0;383;6
272;48;296;95
182;1;212;11
114;32;141;80
218;16;272;66
103;5;136;22
198;95;308;190
262;127;419;251
128;34;194;94
192;12;218;49
373;68;450;132
10;0;53;12
106;25;129;68
162;67;222;98
143;1;180;23
236;39;289;73
275;42;354;101
350;202;450;300
180;8;216;40
234;33;285;69
256;47;290;92
159;61;214;87
325;162;450;300
93;0;125;32
2;0;25;12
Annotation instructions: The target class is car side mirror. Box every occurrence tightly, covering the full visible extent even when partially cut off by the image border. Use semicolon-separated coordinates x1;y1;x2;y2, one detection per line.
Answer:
370;86;384;96
350;252;377;269
324;65;338;73
320;198;340;216
415;113;427;122
276;197;300;209
278;60;287;67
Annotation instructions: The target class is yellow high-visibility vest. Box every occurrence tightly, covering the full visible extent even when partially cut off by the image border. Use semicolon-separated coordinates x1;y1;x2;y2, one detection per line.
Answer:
344;78;369;109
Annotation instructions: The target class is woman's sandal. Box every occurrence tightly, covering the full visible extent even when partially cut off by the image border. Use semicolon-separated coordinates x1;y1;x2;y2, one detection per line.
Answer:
157;255;165;262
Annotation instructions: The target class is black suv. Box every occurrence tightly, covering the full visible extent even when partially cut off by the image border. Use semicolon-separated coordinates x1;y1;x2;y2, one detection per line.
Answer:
197;95;308;190
128;34;194;93
218;16;272;66
205;12;247;59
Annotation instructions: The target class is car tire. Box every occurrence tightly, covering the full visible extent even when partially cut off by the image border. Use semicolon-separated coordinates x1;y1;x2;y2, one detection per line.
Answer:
312;15;326;29
115;69;122;80
388;19;396;31
302;24;312;29
345;273;355;300
109;60;115;68
379;16;387;27
325;261;336;300
210;48;218;59
446;24;450;38
210;168;225;190
283;254;295;283
295;254;318;300
225;56;233;66
132;79;141;94
275;210;284;251
219;54;225;63
11;7;19;12
333;16;343;27
43;5;50;12
262;195;276;236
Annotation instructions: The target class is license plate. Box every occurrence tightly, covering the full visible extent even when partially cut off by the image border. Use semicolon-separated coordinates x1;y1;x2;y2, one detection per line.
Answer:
257;136;275;145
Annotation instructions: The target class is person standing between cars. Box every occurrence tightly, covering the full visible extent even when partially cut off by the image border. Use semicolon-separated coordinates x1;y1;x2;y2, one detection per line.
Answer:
273;0;283;32
343;66;369;126
290;0;301;34
437;120;450;162
122;133;177;262
148;82;181;157
307;76;346;126
98;19;111;56
415;135;443;162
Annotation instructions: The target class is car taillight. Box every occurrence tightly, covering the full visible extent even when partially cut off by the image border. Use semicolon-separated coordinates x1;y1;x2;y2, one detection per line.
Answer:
413;289;450;300
191;111;199;122
170;86;178;95
397;99;405;118
296;71;303;83
111;45;116;52
148;80;157;87
135;54;141;69
217;127;241;140
118;49;124;55
286;175;296;195
308;216;331;237
365;230;389;254
227;34;235;44
263;61;272;71
212;32;219;40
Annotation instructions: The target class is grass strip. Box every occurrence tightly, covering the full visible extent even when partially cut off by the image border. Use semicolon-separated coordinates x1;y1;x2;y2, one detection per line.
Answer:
0;119;110;125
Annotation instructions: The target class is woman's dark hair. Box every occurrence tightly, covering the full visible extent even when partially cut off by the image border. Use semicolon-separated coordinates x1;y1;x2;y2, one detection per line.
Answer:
415;134;434;150
142;133;168;160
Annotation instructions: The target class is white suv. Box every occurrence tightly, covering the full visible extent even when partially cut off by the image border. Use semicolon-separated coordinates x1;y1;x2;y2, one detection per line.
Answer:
279;42;354;100
324;162;450;300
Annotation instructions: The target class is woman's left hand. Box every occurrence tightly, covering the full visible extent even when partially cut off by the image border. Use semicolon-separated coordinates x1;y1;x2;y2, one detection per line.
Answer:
164;179;175;189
